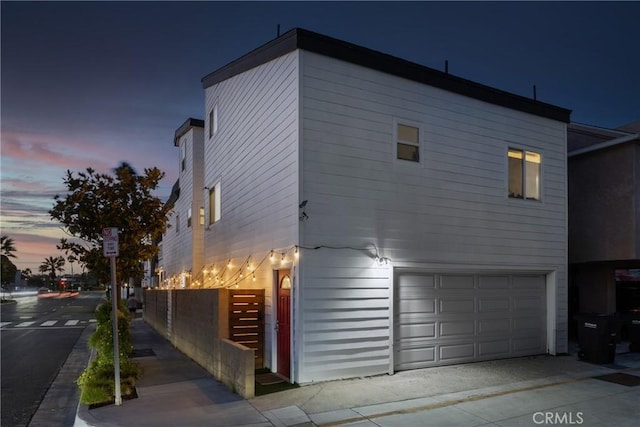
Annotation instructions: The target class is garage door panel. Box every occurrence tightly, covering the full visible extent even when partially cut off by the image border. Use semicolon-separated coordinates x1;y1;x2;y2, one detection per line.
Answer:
398;323;436;339
399;298;435;313
479;340;510;356
395;346;436;366
478;297;510;312
439;298;474;313
395;271;546;371
440;275;475;289
512;295;545;311
439;320;474;337
478;318;510;335
478;276;510;289
440;343;475;361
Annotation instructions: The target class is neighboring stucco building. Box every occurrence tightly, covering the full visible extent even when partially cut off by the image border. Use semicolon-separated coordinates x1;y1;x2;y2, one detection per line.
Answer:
568;122;640;324
163;28;571;385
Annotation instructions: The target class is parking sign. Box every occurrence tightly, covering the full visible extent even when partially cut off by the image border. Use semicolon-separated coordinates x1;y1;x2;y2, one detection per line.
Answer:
103;227;119;257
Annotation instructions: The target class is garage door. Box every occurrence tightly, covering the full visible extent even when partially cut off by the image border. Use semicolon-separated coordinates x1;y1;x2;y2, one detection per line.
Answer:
394;271;547;371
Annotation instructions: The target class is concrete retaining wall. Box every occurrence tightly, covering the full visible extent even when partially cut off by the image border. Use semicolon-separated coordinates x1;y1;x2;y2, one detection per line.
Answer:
220;339;255;397
142;289;255;398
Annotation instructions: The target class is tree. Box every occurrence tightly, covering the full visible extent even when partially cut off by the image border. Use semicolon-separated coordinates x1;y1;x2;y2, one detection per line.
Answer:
1;255;17;287
1;235;17;259
39;256;65;288
49;163;169;291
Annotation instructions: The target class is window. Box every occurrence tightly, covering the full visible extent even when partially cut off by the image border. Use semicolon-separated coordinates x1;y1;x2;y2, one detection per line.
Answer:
187;208;192;228
176;213;180;233
209;103;218;138
180;143;186;171
208;182;221;225
199;207;205;226
396;123;420;162
508;148;541;200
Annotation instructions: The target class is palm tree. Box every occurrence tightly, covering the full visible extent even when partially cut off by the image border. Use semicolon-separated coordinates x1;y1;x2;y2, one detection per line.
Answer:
39;256;65;288
1;236;17;258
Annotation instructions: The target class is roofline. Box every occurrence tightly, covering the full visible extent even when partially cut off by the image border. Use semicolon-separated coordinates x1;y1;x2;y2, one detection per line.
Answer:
568;132;639;158
174;118;204;146
202;28;571;123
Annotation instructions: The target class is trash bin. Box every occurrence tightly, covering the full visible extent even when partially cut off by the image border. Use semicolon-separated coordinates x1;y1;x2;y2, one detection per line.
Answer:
629;315;640;353
577;314;617;364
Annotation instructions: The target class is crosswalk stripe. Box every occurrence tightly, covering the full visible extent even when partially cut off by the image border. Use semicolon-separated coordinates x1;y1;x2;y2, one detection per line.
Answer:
65;320;80;326
1;322;11;328
16;321;36;327
42;321;58;327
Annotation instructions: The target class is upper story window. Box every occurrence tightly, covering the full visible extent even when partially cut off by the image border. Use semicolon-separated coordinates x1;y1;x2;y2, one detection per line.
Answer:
187;207;192;228
180;142;186;171
199;207;205;226
209;103;218;139
508;148;541;201
396;123;420;162
208;182;221;225
176;213;180;234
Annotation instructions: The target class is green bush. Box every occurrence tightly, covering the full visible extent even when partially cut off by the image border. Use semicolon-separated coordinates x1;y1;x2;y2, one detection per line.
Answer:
77;300;140;406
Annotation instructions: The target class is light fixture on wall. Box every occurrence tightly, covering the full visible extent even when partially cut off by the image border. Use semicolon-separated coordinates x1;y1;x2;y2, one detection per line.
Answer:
299;200;309;221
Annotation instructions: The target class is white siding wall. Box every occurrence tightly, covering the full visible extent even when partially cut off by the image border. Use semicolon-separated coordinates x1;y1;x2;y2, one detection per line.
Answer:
203;51;300;369
191;127;205;279
298;51;567;381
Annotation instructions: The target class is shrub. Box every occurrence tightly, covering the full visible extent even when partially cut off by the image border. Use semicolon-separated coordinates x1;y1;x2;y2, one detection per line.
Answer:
77;300;140;406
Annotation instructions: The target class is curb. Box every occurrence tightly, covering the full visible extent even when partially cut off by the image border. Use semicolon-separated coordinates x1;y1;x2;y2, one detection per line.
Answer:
29;323;95;427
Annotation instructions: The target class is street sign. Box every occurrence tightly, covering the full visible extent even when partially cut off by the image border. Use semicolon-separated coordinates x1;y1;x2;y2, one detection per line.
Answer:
103;227;119;257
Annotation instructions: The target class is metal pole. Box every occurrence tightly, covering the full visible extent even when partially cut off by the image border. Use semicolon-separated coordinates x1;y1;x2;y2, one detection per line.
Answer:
110;255;122;405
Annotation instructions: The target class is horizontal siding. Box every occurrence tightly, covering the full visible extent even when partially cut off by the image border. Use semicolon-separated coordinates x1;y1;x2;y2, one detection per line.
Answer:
203;51;300;371
301;51;566;267
298;250;391;383
299;50;568;377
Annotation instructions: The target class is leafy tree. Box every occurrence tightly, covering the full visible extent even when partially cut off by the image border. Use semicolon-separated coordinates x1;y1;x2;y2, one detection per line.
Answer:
39;256;65;288
49;163;168;292
21;268;32;282
1;255;17;286
1;236;17;258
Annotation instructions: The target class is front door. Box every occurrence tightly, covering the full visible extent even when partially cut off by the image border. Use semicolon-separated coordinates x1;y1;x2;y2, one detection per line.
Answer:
276;269;291;379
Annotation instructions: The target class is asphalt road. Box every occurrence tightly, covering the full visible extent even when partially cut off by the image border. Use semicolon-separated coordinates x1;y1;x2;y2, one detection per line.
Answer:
1;291;103;427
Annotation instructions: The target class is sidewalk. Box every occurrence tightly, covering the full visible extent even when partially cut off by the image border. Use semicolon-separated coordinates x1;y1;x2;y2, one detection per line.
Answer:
71;317;640;427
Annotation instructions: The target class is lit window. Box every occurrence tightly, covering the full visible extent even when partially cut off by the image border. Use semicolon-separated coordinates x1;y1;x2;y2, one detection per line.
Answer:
208;182;221;225
187;208;192;228
199;207;205;226
397;123;419;162
508;148;541;200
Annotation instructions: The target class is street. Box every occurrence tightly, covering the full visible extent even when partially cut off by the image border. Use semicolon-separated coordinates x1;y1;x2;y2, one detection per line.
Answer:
1;291;103;427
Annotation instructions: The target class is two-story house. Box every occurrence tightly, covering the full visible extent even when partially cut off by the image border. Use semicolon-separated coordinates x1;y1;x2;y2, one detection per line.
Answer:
169;28;570;385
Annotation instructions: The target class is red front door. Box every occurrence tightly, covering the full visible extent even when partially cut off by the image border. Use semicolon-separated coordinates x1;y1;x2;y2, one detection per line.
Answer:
276;269;291;379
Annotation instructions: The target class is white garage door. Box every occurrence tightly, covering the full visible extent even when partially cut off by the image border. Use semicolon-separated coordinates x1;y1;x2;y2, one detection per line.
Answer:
394;271;547;371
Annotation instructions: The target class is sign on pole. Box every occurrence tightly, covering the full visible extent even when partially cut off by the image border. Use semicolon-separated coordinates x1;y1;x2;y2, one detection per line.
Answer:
103;227;122;405
103;227;119;257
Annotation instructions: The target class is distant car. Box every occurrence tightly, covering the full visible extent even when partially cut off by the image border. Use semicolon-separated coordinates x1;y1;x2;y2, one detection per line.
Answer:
38;287;52;294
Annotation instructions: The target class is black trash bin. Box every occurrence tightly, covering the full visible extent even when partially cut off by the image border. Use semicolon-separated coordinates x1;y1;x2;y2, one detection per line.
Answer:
629;316;640;353
577;314;617;364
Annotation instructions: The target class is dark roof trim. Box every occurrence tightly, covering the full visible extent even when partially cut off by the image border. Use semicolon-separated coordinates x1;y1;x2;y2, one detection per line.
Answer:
174;118;204;146
165;179;180;208
202;28;571;123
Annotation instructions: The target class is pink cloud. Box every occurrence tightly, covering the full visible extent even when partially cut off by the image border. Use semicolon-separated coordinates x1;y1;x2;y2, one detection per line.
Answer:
1;130;114;173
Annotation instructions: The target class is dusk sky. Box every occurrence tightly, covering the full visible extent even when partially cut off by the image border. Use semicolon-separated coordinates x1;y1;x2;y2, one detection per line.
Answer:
1;1;639;274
